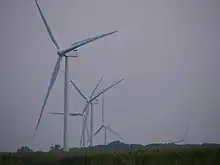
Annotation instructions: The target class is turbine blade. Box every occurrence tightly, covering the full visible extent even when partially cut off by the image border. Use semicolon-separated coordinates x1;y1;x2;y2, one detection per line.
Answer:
70;80;88;101
80;111;90;145
48;112;64;115
86;138;90;145
94;125;104;136
34;0;60;50
32;131;37;139
102;94;105;123
83;106;90;141
85;124;94;145
90;78;124;102
172;140;184;144
108;125;124;141
48;112;83;117
82;103;89;114
35;56;62;133
80;131;83;147
89;76;104;98
80;117;85;147
184;127;188;140
65;30;118;53
85;121;90;140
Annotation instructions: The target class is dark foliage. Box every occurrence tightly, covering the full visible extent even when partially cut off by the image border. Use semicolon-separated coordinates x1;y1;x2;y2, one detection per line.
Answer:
17;146;33;153
1;147;220;165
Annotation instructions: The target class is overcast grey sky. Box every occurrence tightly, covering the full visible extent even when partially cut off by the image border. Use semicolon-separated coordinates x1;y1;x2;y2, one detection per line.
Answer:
0;0;220;152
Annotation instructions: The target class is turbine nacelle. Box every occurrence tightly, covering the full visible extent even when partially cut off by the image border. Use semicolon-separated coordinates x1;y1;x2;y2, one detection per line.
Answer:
93;98;99;104
57;49;78;58
69;112;83;116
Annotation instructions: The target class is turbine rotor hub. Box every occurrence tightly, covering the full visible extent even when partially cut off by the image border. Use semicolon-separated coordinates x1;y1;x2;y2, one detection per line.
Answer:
57;50;65;57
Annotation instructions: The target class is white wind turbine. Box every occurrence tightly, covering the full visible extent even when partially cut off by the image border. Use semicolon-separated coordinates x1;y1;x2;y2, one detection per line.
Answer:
34;0;118;151
169;127;188;144
48;76;104;148
174;127;188;145
70;78;124;147
92;94;125;145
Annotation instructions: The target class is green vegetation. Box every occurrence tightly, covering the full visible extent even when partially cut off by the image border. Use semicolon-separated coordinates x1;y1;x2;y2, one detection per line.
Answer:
1;147;220;165
1;142;220;165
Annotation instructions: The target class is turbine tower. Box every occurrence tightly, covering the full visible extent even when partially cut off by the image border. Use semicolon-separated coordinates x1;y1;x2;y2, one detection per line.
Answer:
92;94;125;145
70;78;124;147
34;0;118;151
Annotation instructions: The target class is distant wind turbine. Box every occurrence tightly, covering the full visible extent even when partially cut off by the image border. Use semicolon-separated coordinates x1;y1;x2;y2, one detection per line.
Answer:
48;76;103;147
169;127;188;144
34;0;118;151
70;78;125;147
90;94;125;145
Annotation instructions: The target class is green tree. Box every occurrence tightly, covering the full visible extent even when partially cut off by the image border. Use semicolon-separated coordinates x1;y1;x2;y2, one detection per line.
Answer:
49;144;62;152
17;146;33;153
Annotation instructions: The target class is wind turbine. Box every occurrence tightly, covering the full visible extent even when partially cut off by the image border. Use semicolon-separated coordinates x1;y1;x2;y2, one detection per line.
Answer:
70;78;124;147
92;94;125;145
169;127;188;145
34;0;118;151
174;127;188;145
48;76;104;147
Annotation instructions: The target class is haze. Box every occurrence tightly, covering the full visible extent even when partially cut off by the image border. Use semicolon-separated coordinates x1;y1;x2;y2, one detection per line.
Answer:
0;0;219;152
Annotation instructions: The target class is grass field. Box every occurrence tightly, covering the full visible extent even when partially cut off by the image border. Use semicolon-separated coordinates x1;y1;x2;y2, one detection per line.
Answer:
1;148;220;165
